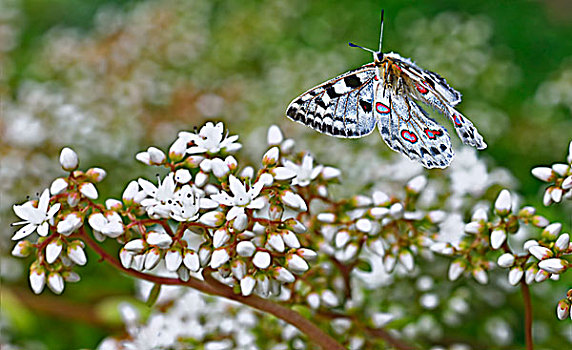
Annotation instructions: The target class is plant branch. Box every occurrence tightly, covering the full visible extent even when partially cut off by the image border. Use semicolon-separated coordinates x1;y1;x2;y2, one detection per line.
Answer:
520;280;534;350
78;228;344;350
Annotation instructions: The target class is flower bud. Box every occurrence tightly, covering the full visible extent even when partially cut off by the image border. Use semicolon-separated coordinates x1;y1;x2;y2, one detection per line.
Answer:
317;213;336;223
555;233;570;252
67;241;87;266
47;272;65;294
59;147;79;171
199;211;225;227
211;158;230;178
124;239;145;252
307;293;320;309
144;247;161;270
448;259;466;281
497;253;515;268
508;266;524;285
427;210;446;224
233;214;248;232
46;239;63;264
50;178;68;195
148;147;166;165
494;189;512;216
398;250;414;272
541;223;562;240
406;175;427;194
29;264;46;294
472;267;488;285
262;147;279;166
169;138;187;162
11;240;33;258
538;258;568;274
165;249;183;272
321;290;339;307
274;266;295;283
213;228;230;249
368;239;385;256
86;168;106;182
389;203;404;219
356;218;372;233
181;250;199;272
253;251;271;269
531;167;555;182
552;163;569;177
240;276;256;296
297;248;317;261
267;125;284;145
198;246;212;267
383;254;396;273
119;249;133;269
335;230;350;249
490;228;506;249
287;254;309;274
267;233;285;252
281;191;307;211
237;241;256;257
531;215;549;228
183;155;204;168
281;230;300;249
210;248;230;269
528;245;553;260
535;269;550;283
372;191;390;206
556;299;571;320
464;222;482;234
146;231;173;249
79;182;98;199
230;260;246;280
518;206;535;217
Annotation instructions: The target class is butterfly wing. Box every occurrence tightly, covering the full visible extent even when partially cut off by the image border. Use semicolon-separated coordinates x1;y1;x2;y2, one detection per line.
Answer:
286;64;378;138
386;53;487;150
375;83;455;168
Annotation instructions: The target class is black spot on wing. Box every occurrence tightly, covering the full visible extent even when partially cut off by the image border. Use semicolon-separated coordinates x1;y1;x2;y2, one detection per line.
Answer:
359;99;372;113
344;75;362;88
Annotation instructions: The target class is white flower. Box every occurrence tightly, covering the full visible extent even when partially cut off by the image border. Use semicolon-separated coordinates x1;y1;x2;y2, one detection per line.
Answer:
139;173;177;218
29;266;46;294
59;147;79;171
211;175;265;221
67;242;87;266
448;260;466;281
169;137;188;161
490;228;507;249
497;253;515;268
181;122;241;154
283;154;323;187
169;185;201;222
531;167;555;182
538;258;568;274
240;276;256;296
88;212;124;238
508;267;524;285
12;189;61;240
236;241;256;257
252;251;271;269
47;272;64;294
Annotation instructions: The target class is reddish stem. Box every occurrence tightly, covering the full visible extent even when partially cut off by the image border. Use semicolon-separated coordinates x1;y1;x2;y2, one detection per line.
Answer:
520;281;534;350
78;228;344;349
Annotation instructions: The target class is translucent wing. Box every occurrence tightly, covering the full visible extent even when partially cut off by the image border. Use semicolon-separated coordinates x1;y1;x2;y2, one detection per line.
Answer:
286;64;378;138
375;83;455;168
386;53;487;150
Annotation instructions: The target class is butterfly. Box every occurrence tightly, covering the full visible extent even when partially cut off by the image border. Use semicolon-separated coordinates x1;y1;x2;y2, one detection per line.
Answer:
286;10;486;169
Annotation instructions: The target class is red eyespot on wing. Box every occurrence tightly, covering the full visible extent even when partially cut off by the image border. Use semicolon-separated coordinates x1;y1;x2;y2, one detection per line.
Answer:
376;102;390;114
374;75;379;81
453;114;463;126
424;128;443;139
401;130;418;143
415;83;428;94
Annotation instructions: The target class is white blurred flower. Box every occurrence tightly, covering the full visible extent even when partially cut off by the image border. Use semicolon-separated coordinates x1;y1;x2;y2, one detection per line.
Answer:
12;189;61;240
283;154;323;187
181;122;241;154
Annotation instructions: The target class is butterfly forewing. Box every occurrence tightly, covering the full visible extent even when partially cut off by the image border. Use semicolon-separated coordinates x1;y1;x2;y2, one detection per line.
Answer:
287;64;378;138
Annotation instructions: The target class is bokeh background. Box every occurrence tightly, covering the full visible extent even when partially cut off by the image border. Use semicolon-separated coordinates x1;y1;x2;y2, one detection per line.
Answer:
1;0;571;349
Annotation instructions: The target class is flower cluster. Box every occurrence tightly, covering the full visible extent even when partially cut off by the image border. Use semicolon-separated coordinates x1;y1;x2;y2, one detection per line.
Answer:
11;122;320;299
531;140;572;205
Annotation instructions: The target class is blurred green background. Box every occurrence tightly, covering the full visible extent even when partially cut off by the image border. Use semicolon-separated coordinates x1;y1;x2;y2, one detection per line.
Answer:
1;0;571;348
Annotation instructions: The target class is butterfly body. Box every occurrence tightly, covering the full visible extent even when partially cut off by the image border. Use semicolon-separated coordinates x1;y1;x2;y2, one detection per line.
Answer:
286;14;486;169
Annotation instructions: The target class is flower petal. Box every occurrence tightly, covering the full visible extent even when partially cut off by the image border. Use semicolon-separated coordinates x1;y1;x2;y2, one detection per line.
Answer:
37;222;50;237
37;189;51;214
247;197;266;210
227;206;244;220
229;175;247;198
12;223;37;240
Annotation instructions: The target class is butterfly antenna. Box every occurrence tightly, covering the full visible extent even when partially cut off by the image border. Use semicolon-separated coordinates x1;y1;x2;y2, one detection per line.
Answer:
378;9;385;53
348;42;376;54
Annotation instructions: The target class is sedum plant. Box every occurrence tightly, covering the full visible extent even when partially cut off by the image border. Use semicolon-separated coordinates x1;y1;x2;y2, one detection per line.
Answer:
9;122;572;349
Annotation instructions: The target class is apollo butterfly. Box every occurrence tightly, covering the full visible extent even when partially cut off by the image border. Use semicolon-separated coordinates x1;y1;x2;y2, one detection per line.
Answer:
286;10;487;168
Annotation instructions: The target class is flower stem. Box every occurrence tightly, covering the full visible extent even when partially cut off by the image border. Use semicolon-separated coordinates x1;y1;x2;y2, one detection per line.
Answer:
78;228;344;349
520;280;533;350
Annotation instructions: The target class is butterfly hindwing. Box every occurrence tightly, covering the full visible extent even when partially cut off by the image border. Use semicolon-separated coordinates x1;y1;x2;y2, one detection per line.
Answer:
388;54;487;150
287;64;378;138
376;85;454;168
